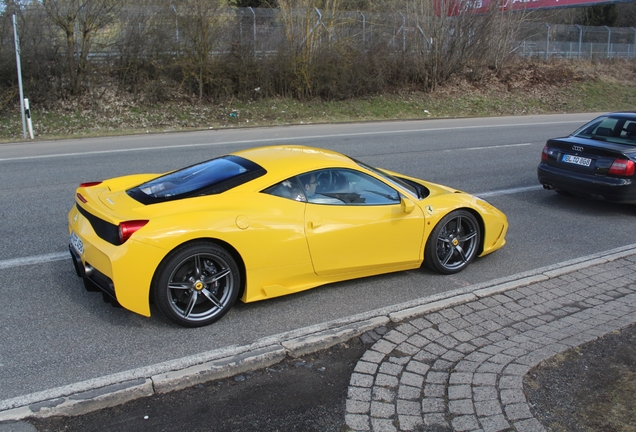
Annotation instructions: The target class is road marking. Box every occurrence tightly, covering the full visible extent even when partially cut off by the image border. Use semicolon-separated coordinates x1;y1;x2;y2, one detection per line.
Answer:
0;120;582;162
476;185;544;198
0;186;544;271
452;142;533;151
0;252;69;270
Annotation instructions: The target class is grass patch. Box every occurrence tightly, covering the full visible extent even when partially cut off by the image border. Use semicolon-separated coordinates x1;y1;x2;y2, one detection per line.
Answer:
1;63;635;143
526;325;636;432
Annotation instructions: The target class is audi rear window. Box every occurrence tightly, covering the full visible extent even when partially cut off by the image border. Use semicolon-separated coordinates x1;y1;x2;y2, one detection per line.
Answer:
573;115;636;146
127;155;266;204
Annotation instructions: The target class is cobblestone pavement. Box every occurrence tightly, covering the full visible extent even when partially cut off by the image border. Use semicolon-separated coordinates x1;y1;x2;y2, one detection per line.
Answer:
345;255;636;432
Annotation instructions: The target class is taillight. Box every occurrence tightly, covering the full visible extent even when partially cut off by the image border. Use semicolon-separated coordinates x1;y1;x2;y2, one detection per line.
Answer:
76;193;87;203
608;159;635;176
118;220;149;244
541;145;549;161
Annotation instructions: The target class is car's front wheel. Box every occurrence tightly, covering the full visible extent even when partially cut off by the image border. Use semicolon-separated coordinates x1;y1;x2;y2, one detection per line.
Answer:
153;242;240;327
424;210;480;274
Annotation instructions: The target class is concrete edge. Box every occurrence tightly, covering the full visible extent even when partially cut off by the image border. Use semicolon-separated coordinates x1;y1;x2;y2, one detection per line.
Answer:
389;294;477;322
282;316;390;358
0;379;154;421
473;275;549;298
2;245;636;421
152;344;287;394
543;257;608;278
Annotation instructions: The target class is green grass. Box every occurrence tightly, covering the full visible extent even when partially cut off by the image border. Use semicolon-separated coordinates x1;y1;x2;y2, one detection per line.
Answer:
1;77;635;143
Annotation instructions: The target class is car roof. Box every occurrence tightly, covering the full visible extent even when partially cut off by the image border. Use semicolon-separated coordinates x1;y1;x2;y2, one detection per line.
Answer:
601;112;636;118
232;145;358;177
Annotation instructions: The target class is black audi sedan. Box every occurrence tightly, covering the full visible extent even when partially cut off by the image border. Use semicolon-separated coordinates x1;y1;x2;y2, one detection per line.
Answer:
538;112;636;204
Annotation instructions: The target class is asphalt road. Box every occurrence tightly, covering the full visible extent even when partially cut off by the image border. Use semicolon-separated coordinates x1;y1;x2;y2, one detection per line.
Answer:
2;113;635;404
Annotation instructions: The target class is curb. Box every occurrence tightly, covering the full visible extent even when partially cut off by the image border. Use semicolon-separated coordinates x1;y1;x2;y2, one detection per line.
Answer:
2;244;636;422
152;345;287;394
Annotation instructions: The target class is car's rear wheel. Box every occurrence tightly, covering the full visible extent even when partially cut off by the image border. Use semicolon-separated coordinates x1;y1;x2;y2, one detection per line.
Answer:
153;242;240;327
425;210;480;274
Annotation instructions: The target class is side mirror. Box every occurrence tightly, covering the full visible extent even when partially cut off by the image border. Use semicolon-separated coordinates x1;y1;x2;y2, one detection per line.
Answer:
401;197;415;214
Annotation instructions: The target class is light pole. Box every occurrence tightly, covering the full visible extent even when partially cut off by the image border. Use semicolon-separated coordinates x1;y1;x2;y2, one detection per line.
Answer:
13;14;27;139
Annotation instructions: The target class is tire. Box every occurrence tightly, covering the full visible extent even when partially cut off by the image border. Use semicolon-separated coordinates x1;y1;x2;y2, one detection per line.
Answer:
424;210;480;275
153;242;241;327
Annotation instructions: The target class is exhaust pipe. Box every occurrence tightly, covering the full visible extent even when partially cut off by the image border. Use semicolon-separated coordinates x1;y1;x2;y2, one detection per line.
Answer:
542;184;553;190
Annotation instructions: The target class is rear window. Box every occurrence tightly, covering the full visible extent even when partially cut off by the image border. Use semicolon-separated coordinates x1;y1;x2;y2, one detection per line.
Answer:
573;115;636;146
127;155;265;204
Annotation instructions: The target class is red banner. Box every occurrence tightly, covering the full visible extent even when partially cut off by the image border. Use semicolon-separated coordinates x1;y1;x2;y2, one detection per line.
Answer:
442;0;622;15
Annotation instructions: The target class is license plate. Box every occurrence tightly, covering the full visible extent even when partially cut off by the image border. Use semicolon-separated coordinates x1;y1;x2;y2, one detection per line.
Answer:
563;154;592;167
70;231;84;255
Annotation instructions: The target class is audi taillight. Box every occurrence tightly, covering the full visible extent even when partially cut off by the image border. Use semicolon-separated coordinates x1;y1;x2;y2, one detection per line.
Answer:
541;145;549;161
118;220;149;244
608;159;635;176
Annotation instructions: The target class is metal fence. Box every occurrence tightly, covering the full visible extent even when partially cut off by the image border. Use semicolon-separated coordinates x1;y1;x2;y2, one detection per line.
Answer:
4;6;636;60
514;22;636;59
231;8;636;59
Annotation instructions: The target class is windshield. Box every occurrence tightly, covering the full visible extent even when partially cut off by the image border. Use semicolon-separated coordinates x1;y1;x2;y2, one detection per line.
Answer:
353;159;421;199
572;114;636;146
127;155;265;204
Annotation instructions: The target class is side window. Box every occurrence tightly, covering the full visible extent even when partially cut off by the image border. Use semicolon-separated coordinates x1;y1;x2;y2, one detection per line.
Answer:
621;121;636;140
262;178;306;202
298;169;400;205
298;171;345;204
592;118;618;137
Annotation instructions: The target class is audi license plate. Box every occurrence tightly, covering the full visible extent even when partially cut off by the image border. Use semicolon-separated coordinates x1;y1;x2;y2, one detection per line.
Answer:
563;154;592;167
70;231;84;255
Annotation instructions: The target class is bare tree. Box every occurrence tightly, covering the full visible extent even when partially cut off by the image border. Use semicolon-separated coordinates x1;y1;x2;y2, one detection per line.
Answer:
616;2;636;27
111;0;165;97
42;0;123;95
0;1;22;108
278;0;342;97
389;0;528;90
171;0;234;100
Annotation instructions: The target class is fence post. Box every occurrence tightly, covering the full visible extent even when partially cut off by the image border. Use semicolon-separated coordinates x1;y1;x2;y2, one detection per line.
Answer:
314;7;322;37
249;7;256;46
170;5;178;43
575;24;582;59
544;23;550;59
632;27;636;59
361;12;365;44
399;12;406;52
604;26;611;58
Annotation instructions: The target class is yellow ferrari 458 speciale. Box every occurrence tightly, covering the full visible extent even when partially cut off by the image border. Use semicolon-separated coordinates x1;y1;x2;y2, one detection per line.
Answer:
68;145;507;327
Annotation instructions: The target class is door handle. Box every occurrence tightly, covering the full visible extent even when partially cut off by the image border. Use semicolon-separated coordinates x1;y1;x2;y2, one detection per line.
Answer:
308;220;322;229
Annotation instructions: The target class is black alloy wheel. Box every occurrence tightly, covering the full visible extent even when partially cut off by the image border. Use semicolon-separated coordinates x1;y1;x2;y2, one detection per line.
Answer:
425;210;480;274
153;242;240;327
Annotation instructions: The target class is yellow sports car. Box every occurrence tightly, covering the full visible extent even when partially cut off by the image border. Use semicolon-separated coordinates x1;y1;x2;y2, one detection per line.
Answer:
68;145;507;327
